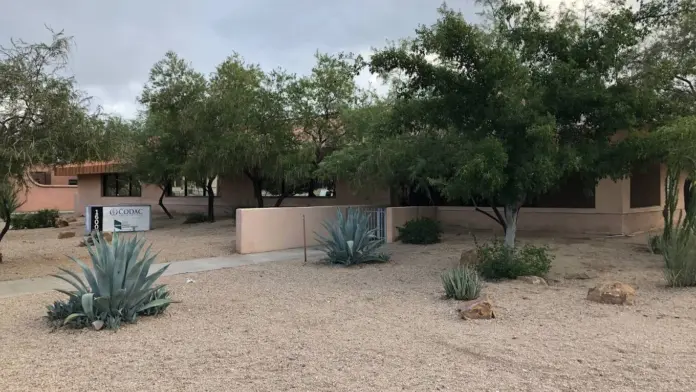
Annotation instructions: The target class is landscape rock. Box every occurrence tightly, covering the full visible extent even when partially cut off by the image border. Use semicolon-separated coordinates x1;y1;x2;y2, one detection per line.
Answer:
587;282;636;305
66;216;78;223
57;231;76;239
517;275;548;286
565;272;594;280
56;219;69;228
459;249;478;266
457;299;496;320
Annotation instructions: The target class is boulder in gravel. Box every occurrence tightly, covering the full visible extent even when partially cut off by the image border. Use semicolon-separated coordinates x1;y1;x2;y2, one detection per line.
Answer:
66;216;78;223
457;299;496;320
56;219;69;228
459;249;478;266
58;231;76;239
587;282;636;305
517;275;548;286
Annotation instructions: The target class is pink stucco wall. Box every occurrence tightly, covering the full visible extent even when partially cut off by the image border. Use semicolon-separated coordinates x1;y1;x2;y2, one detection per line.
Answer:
17;178;77;212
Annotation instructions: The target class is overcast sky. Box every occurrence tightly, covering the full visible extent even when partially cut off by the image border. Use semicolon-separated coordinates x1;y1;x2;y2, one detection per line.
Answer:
0;1;590;119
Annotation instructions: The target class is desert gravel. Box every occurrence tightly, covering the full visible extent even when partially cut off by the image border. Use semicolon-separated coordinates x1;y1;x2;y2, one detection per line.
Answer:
1;234;696;391
0;216;236;281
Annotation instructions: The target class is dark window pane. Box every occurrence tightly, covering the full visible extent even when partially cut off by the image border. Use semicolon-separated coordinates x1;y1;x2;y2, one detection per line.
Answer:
103;174;118;197
130;178;142;197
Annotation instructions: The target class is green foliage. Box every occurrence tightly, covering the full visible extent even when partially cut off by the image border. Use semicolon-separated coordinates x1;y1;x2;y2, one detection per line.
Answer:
0;30;117;189
441;266;482;300
475;240;553;280
45;296;91;329
183;212;208;224
397;217;442;244
11;209;60;230
324;1;677;247
316;208;390;266
48;232;172;330
662;227;696;287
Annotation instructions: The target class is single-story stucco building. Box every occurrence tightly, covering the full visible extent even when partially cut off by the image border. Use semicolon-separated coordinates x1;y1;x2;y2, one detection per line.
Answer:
54;161;686;236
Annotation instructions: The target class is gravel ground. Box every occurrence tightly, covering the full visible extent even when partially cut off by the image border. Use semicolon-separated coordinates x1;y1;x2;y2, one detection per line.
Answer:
0;216;236;281
1;233;695;391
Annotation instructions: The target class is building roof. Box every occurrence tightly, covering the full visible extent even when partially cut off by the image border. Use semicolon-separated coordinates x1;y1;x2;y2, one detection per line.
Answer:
53;161;122;176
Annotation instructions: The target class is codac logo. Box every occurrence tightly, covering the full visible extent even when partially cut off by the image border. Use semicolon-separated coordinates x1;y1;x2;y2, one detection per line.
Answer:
109;208;144;216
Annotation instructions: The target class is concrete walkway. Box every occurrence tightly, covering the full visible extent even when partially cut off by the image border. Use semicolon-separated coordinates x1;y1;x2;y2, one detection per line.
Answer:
0;248;325;299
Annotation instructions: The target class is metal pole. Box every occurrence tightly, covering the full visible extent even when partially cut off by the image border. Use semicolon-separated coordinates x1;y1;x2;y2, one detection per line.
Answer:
303;214;307;263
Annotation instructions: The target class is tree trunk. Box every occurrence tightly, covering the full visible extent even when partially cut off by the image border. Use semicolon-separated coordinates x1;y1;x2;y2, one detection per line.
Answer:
0;217;10;244
502;204;520;247
274;191;290;207
206;177;215;222
244;169;264;208
473;198;523;247
158;184;173;219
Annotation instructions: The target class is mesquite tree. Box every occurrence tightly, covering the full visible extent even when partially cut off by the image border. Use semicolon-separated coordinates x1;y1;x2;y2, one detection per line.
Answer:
0;30;113;243
326;1;676;247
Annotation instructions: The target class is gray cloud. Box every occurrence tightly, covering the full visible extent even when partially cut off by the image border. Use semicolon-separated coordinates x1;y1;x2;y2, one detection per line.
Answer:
0;0;480;118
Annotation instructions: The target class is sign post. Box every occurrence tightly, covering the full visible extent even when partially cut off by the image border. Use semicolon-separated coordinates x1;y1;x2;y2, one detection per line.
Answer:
85;205;152;234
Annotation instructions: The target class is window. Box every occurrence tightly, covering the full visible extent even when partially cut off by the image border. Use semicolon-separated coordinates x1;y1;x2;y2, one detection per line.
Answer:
262;179;336;198
167;177;218;197
31;171;49;185
102;173;141;197
68;178;78;186
630;163;661;208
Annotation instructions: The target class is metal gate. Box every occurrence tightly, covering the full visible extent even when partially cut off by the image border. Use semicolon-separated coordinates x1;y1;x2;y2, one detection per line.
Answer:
356;207;386;244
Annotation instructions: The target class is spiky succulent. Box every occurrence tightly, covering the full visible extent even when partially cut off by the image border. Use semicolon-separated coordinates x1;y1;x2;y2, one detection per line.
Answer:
316;207;390;266
50;232;172;329
441;266;482;301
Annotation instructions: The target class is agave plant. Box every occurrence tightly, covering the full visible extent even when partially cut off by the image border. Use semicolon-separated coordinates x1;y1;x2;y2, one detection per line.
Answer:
50;232;172;329
316;207;390;266
441;266;482;301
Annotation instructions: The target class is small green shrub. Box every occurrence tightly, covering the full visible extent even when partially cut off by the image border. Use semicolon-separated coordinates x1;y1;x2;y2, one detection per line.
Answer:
316;207;390;266
441;266;482;300
397;217;442;244
649;234;663;254
11;209;60;230
475;239;553;280
662;227;696;287
47;232;173;330
183;212;208;224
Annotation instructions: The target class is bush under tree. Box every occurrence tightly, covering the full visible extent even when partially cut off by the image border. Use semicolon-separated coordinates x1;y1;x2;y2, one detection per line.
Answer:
475;239;554;280
397;217;443;245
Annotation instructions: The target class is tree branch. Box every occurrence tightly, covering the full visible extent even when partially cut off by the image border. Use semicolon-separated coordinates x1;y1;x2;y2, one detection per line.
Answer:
471;198;507;230
675;75;696;94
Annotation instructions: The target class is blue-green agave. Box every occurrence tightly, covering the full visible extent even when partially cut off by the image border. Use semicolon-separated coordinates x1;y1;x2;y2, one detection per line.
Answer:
50;232;172;329
316;208;390;265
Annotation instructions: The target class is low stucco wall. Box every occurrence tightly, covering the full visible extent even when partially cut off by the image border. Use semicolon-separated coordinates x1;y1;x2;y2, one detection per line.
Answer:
436;206;681;235
17;179;77;213
437;207;625;234
385;206;438;243
236;206;359;254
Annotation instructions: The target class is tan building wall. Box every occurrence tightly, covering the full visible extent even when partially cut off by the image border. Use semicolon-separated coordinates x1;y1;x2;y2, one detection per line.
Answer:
439;167;686;235
73;173;391;216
